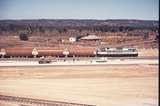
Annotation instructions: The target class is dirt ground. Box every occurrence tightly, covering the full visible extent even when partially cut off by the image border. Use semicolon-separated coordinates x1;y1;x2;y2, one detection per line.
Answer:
138;48;159;57
0;65;158;106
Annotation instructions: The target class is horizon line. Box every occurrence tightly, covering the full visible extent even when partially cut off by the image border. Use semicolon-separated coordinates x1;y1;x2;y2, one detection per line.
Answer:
0;18;159;21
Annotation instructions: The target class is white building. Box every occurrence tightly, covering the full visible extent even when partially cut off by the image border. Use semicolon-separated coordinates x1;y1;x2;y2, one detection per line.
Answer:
80;35;101;41
69;37;77;43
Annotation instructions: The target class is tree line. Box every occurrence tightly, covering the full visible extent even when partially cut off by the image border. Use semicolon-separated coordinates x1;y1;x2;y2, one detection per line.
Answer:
0;24;158;34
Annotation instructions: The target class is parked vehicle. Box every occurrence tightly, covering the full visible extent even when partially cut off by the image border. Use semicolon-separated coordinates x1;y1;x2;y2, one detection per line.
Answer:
38;58;52;64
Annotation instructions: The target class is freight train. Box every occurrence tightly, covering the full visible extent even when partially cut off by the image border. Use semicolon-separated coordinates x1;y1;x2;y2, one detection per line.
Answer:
0;47;138;58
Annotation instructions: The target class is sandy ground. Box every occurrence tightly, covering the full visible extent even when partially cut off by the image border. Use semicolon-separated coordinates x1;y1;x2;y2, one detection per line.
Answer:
0;65;159;106
138;48;159;57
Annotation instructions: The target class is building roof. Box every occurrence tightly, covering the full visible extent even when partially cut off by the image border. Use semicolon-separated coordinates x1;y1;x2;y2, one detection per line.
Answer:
80;35;101;40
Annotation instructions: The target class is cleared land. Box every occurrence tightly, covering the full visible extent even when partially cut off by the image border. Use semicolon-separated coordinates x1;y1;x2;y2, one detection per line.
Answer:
0;64;158;106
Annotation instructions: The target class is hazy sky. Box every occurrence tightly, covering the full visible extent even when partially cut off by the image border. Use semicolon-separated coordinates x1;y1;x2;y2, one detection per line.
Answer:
0;0;159;20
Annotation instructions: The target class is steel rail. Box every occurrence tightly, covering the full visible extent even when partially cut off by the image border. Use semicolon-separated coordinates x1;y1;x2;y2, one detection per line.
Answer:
0;95;95;106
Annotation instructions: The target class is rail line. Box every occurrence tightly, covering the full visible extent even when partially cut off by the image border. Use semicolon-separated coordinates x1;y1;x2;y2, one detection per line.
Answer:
0;56;158;61
0;95;95;106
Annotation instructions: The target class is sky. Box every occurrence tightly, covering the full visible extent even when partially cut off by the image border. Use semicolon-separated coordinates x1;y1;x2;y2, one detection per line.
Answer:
0;0;159;20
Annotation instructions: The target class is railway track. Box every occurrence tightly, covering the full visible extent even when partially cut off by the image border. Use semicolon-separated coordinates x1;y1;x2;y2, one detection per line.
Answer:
0;95;95;106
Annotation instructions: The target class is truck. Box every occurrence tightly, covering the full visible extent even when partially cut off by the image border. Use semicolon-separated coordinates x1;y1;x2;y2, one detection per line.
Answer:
38;57;52;64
